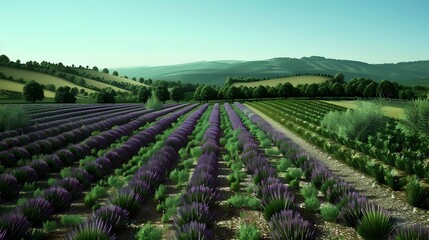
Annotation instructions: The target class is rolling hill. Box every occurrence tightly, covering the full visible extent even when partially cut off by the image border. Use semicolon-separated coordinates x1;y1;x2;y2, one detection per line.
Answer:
112;56;429;86
0;79;55;98
232;76;331;88
76;69;150;88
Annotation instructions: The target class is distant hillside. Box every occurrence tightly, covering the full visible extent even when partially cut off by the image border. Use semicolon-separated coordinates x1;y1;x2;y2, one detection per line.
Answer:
0;79;55;98
76;68;149;88
112;57;429;86
232;75;331;88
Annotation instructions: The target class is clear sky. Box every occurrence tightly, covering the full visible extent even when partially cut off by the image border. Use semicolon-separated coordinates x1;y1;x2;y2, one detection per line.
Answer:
1;0;428;68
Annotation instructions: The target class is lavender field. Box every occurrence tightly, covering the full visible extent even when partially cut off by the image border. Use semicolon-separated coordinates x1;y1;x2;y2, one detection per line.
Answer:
0;102;428;240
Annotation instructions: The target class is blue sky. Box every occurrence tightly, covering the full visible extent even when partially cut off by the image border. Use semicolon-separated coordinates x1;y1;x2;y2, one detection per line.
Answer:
1;0;428;68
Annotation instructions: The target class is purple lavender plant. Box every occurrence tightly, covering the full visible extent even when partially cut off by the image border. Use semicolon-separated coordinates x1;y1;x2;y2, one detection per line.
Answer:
18;198;54;225
42;186;72;211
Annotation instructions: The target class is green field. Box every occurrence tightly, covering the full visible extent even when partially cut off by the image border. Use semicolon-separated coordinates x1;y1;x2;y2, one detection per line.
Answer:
77;68;150;88
0;79;56;98
67;74;130;92
232;75;330;87
0;66;97;94
324;100;407;119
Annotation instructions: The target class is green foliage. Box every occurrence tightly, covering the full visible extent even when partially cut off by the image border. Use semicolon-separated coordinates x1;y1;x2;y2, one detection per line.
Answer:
304;196;321;211
169;169;189;186
357;208;394;240
43;220;57;233
405;178;428;208
321;101;386;142
226;194;260;210
265;148;281;156
238;224;261;240
96;90;116;103
398;99;429;138
55;86;77;103
84;186;107;207
276;157;293;172
320;204;339;222
170;86;184;103
300;185;319;199
47;178;57;186
146;95;163;110
107;176;124;189
60;214;84;226
22;182;35;191
23;80;44;103
136;222;163;240
154;184;167;202
0;106;32;131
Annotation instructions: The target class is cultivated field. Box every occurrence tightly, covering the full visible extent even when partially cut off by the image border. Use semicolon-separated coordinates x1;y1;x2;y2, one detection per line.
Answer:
232;75;330;87
0;66;97;94
324;100;407;119
0;101;427;240
77;69;150;87
0;79;56;98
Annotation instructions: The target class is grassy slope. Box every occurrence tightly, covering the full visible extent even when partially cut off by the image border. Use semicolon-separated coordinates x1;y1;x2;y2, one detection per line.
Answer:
0;66;97;94
0;79;56;98
77;69;150;88
232;75;330;87
323;100;407;119
64;73;130;92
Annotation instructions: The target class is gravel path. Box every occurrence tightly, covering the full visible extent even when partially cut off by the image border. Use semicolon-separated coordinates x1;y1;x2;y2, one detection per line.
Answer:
245;104;429;227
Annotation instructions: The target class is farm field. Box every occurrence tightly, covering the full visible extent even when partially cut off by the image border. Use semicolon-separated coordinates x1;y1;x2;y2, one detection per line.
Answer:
0;66;97;94
76;68;150;88
0;101;428;240
232;75;330;88
0;79;56;98
324;100;407;119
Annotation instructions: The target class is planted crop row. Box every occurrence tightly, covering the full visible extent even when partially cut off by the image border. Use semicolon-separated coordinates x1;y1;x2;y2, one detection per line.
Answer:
236;102;429;239
64;104;208;239
0;104;199;239
171;103;221;238
0;104;188;204
0;104;144;142
29;104;120;120
224;103;317;240
250;101;429;208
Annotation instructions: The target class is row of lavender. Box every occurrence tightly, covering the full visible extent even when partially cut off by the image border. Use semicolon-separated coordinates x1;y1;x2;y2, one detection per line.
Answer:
171;103;221;238
65;104;209;239
0;104;199;239
0;105;146;154
0;104;187;202
234;102;429;240
29;104;122;120
0;104;144;141
225;103;316;239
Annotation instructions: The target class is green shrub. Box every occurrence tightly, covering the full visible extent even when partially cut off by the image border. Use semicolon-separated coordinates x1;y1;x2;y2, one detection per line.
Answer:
226;194;260;210
22;182;36;191
43;220;57;233
154;184;167;202
405;178;428;208
277;158;293;172
60;214;84;226
397;99;429;138
300;185;319;199
260;139;272;148
265;148;281;156
320;204;339;222
107;176;124;189
357;207;394;240
136;222;163;240
0;106;32;131
304;197;320;211
146;95;163;110
321;101;386;142
190;147;202;158
60;167;72;178
47;178;57;186
84;186;107;207
238;224;261;240
182;158;194;169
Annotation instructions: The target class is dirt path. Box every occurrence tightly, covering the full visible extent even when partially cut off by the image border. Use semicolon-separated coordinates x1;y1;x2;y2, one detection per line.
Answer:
245;104;429;227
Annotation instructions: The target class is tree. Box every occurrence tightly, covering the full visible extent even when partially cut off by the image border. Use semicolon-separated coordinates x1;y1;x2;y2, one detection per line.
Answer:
278;82;294;99
377;80;398;98
92;66;98;71
138;87;151;103
226;86;240;101
55;86;76;103
399;89;415;100
330;83;344;99
170;86;184;103
0;54;10;64
138;77;145;83
332;72;345;83
112;71;119;76
363;82;377;99
252;85;267;100
96;91;115;103
304;83;318;98
194;86;202;102
23;80;44;103
398;99;429;138
155;86;170;104
200;85;217;102
102;68;109;74
45;84;56;92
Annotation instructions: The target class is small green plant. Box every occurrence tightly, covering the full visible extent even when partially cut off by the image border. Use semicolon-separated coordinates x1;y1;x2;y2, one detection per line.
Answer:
320;204;339;222
22;182;36;191
60;167;72;178
405;178;428;208
265;148;281;156
60;214;84;226
16;197;28;206
43;220;57;233
47;178;57;186
226;194;260;210
0;106;32;131
357;207;394;240
169;169;189;186
84;186;107;207
300;185;318;199
33;188;43;197
107;176;124;188
238;224;261;240
277;157;293;172
304;197;321;211
146;95;163;110
154;184;167;202
136;222;163;240
190;147;202;158
260;139;272;148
